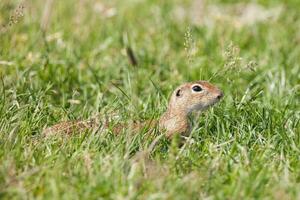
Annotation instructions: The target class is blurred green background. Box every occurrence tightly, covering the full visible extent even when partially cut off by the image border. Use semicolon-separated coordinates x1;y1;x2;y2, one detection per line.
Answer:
0;0;299;199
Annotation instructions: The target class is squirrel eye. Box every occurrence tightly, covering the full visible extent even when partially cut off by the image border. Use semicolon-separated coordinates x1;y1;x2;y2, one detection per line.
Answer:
192;85;203;92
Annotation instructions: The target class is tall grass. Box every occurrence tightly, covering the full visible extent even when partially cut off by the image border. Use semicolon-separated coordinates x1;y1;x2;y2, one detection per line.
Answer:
0;0;299;199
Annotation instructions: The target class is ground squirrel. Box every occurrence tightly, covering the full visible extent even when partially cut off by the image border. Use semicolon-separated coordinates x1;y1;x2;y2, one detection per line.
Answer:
42;80;223;138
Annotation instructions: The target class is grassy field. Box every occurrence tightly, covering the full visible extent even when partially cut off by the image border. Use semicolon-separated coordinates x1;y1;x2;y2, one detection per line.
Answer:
0;0;300;199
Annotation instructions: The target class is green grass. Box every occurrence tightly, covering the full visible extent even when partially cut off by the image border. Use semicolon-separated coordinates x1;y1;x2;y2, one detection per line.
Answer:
0;0;299;199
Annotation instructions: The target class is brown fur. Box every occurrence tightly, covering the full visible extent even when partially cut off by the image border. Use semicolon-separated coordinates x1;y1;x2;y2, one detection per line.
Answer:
42;81;223;138
159;81;223;138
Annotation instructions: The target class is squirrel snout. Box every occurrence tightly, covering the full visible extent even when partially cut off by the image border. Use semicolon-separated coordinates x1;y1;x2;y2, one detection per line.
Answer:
216;91;224;100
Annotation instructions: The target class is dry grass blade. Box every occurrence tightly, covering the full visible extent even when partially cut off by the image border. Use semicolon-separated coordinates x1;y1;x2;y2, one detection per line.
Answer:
126;46;138;67
41;0;54;32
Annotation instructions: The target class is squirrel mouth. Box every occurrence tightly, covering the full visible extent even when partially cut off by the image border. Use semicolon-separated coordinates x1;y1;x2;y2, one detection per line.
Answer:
216;92;224;100
205;95;223;109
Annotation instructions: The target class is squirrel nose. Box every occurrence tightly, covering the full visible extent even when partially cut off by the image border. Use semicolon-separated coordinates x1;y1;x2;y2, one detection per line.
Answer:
216;92;224;100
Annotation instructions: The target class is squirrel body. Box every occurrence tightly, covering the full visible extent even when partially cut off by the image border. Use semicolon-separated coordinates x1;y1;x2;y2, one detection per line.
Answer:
43;80;223;138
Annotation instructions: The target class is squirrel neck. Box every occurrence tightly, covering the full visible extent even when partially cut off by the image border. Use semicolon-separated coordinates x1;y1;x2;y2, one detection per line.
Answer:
164;107;189;119
159;105;192;137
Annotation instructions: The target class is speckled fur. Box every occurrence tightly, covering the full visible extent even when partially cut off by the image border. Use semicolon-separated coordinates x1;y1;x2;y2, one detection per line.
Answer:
43;80;223;138
159;81;223;138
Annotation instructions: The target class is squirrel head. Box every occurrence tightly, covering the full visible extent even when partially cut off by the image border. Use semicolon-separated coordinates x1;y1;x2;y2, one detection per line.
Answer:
168;81;223;115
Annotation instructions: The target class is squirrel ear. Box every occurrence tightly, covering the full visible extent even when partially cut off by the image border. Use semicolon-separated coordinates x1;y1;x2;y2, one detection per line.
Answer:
176;89;182;97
